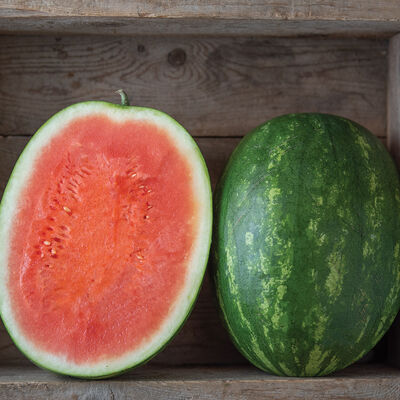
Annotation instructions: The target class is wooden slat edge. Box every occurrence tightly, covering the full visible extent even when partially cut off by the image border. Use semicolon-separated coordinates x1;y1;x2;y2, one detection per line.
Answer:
388;34;400;165
387;33;400;368
0;364;399;399
0;17;400;36
2;0;400;21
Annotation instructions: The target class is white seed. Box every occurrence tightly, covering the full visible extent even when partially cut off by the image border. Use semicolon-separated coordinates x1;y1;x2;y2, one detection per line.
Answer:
51;249;56;255
144;215;150;219
139;185;144;189
130;173;137;178
63;206;71;213
43;241;51;246
136;254;143;260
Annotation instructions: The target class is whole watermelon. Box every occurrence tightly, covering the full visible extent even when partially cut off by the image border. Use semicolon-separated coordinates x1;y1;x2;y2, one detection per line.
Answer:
212;113;400;376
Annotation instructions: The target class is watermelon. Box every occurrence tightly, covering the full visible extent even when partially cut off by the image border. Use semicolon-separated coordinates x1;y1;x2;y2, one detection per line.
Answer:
212;113;400;376
0;91;212;378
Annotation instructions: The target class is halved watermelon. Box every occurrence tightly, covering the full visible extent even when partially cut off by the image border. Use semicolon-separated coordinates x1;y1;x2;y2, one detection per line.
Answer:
0;92;212;378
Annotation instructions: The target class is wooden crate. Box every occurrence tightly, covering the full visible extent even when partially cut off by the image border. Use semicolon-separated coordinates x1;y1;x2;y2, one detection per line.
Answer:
1;1;400;398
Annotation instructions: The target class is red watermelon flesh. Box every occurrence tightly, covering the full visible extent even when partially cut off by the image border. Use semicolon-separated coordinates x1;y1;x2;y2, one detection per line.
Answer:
0;101;212;377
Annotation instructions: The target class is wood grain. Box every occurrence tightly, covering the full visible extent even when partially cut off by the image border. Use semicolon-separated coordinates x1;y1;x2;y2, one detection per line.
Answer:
0;35;388;139
387;34;400;165
386;33;400;368
1;18;400;37
2;0;400;20
0;364;399;399
2;1;400;36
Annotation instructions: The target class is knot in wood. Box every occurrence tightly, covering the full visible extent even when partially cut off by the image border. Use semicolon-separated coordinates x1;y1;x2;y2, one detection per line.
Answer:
168;48;187;67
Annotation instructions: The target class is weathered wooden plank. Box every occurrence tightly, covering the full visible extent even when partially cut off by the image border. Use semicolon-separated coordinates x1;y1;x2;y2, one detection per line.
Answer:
2;1;400;36
2;0;400;21
0;364;399;399
0;136;245;366
0;0;400;36
0;36;388;138
1;18;400;37
386;33;400;368
387;34;400;165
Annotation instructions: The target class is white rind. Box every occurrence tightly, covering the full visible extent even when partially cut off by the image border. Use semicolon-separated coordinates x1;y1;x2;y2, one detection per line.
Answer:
0;102;212;377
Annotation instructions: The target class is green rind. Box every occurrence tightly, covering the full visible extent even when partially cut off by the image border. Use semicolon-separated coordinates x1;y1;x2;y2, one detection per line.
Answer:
0;101;212;379
213;113;400;376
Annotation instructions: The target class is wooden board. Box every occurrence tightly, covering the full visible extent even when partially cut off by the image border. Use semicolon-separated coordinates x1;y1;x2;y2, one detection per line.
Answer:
386;33;400;368
1;18;400;37
388;34;400;165
2;0;400;20
0;364;399;399
0;0;400;36
0;35;388;139
1;1;400;36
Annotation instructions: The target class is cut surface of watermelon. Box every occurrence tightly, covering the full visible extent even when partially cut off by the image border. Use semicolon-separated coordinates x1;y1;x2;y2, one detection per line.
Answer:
0;101;212;378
